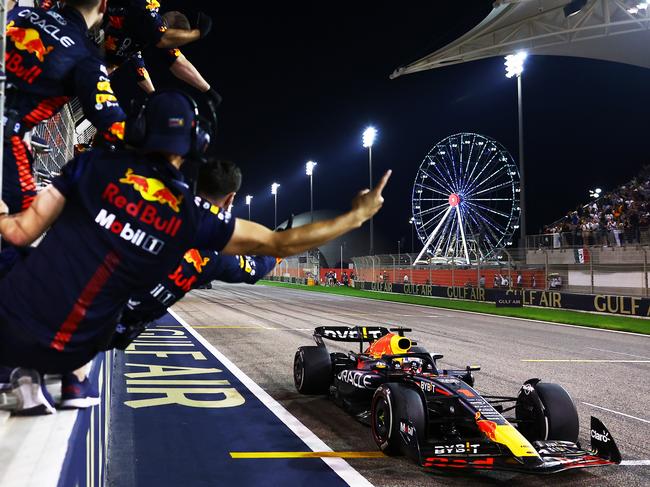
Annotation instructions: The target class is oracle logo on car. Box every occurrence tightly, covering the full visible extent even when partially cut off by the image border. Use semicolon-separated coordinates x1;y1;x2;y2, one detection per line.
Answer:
337;370;373;389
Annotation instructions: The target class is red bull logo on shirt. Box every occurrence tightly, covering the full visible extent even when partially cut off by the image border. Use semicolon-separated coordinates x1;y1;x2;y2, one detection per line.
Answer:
184;249;210;273
7;21;54;62
120;169;183;212
102;181;183;237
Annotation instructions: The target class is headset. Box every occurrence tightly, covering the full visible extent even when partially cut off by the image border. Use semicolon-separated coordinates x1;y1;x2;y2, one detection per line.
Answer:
125;90;213;159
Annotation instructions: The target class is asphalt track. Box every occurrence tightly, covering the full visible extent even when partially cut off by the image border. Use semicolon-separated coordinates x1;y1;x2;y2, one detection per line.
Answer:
173;282;650;487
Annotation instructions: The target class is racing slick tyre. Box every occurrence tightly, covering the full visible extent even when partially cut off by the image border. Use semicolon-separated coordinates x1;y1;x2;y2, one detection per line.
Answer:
516;380;579;443
294;346;331;395
371;383;426;457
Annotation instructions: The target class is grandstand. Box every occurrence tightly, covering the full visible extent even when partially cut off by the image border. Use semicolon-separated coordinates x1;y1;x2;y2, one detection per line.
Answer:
532;166;650;249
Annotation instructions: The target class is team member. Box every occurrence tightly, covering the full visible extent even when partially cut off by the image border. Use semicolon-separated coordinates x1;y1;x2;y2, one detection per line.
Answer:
3;0;126;215
113;160;278;349
104;1;220;104
0;91;391;374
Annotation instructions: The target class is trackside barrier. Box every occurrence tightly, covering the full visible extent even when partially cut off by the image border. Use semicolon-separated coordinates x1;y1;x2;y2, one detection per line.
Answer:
57;351;113;487
264;277;650;319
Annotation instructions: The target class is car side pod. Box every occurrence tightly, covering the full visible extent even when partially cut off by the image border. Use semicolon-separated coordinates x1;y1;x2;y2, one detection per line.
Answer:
590;416;622;463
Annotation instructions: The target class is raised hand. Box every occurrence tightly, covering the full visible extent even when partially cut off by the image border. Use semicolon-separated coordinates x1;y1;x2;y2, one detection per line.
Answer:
351;170;392;223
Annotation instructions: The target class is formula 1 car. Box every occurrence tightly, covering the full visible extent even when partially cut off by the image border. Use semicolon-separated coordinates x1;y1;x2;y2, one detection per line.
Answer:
293;326;621;474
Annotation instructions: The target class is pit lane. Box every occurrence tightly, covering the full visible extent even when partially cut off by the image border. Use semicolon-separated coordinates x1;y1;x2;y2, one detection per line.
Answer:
173;282;650;487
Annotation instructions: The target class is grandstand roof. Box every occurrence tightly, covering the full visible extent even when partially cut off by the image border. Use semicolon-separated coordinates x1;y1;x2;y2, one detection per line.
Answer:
391;0;650;79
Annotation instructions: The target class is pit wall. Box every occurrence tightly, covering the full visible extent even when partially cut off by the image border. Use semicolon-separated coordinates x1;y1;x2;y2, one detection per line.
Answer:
57;351;112;487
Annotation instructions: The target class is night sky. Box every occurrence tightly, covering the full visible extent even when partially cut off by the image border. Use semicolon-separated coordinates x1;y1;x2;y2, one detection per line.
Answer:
124;1;650;255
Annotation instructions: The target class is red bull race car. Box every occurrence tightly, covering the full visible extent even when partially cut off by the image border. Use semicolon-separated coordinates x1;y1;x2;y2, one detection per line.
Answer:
293;326;621;474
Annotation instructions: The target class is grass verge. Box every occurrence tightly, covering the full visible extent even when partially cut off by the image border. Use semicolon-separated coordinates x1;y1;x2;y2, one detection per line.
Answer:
259;280;650;335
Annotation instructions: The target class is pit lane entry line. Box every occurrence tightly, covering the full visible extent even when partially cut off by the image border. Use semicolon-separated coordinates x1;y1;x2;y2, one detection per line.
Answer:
168;309;374;487
582;402;650;424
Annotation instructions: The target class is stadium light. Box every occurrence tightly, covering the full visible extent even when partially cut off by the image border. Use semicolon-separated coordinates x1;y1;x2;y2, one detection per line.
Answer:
362;126;377;254
589;188;602;199
362;126;377;148
245;195;252;220
271;183;280;228
505;51;529;245
305;161;317;224
504;51;528;78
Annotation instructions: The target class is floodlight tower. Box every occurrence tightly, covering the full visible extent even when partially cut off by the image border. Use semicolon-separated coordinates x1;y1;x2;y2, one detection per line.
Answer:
306;161;317;223
505;51;528;246
245;195;252;220
363;126;377;255
271;183;280;229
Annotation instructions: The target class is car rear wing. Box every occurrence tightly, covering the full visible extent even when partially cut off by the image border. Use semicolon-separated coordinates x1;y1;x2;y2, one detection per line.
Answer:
313;326;390;351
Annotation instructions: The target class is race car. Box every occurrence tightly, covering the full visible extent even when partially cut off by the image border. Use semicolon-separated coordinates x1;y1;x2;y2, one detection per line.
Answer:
293;325;621;474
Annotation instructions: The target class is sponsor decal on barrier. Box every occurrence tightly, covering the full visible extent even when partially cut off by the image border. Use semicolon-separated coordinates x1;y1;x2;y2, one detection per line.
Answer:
494;291;523;308
345;279;650;318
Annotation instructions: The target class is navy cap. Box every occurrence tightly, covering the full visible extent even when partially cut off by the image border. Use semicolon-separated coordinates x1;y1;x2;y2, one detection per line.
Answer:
141;92;195;156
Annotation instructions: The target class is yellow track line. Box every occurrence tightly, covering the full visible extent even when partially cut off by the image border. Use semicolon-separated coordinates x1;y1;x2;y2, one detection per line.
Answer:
522;359;650;363
230;451;385;459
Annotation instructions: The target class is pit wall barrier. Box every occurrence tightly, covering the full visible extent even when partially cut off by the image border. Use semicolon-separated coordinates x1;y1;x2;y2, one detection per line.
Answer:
264;277;650;319
57;350;113;487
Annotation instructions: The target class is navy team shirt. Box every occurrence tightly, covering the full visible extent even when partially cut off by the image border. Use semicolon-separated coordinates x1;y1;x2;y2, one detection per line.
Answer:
0;148;234;353
5;6;125;139
123;248;277;325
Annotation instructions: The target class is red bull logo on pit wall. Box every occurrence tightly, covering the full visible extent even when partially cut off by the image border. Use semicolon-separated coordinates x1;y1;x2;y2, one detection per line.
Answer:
120;169;183;212
7;21;54;62
184;249;210;273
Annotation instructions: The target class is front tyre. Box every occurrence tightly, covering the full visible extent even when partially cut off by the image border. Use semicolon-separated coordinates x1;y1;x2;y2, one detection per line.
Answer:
293;346;331;395
371;383;426;457
516;379;579;443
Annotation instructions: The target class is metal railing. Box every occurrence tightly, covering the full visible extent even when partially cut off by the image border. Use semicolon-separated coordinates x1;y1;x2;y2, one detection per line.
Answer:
268;246;650;298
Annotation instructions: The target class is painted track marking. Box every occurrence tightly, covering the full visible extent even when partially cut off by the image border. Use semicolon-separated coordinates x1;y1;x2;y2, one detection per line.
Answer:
522;359;650;363
231;451;385;459
582;402;650;424
586;347;650;360
168;309;374;487
621;460;650;466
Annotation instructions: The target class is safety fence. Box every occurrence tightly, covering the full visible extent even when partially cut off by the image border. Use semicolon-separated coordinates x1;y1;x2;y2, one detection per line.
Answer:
270;245;650;297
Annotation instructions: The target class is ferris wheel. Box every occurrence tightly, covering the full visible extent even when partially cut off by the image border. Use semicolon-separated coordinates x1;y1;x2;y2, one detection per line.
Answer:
412;133;520;264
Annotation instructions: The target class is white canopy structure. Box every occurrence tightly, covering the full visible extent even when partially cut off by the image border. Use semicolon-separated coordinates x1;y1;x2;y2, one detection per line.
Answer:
391;0;650;78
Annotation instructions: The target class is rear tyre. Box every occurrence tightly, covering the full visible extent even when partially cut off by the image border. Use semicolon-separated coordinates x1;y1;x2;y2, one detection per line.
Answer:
293;346;331;395
371;383;426;457
516;380;579;443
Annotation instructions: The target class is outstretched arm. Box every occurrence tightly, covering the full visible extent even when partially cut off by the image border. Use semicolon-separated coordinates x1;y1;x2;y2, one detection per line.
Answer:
156;28;201;49
169;53;210;92
0;185;66;247
222;171;391;257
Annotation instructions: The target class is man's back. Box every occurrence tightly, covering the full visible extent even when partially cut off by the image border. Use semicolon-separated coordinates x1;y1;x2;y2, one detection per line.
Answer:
5;6;124;137
0;148;234;357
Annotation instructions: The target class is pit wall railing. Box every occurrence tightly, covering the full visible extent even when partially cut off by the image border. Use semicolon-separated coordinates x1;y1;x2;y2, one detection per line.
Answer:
268;246;650;298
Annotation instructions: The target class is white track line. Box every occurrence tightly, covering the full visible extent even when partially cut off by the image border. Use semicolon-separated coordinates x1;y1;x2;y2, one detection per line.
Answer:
265;284;650;338
169;309;374;487
586;347;650;360
582;402;650;424
621;460;650;466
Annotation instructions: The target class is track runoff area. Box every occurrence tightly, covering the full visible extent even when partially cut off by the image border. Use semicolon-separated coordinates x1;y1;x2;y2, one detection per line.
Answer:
108;282;650;487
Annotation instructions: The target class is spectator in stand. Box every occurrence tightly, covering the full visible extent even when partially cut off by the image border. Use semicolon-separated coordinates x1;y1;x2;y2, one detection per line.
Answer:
403;274;409;284
342;271;349;287
531;274;537;288
516;272;523;288
494;274;500;288
479;275;485;288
